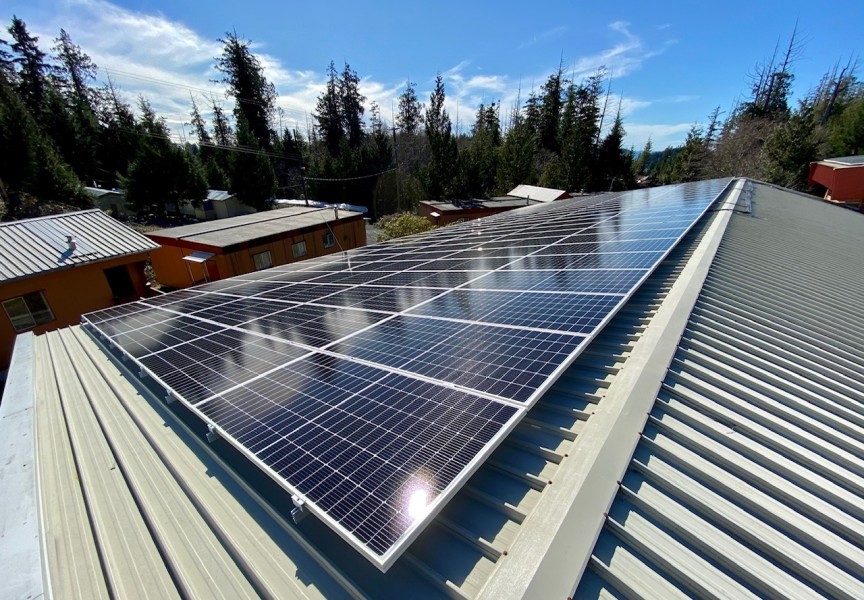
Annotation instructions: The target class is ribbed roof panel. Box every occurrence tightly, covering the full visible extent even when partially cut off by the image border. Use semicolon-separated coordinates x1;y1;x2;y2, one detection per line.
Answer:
578;183;864;599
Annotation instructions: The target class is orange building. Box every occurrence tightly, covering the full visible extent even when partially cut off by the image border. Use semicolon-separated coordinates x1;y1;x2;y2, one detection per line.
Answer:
808;155;864;209
146;206;367;289
0;210;157;375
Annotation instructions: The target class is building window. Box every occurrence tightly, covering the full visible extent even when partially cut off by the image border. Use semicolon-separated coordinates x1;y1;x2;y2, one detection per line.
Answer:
2;291;55;332
323;231;336;248
292;240;307;258
253;250;273;271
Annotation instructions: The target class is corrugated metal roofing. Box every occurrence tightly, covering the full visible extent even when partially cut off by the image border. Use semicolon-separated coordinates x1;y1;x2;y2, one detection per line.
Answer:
576;182;864;598
506;185;568;202
0;209;159;283
6;196;715;600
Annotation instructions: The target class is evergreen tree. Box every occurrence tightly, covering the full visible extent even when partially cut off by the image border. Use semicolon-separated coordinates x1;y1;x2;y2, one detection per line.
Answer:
597;112;634;190
315;61;343;156
216;31;277;149
497;105;536;191
423;73;458;198
0;75;87;212
461;102;501;197
7;16;52;114
762;102;817;189
538;65;565;153
633;137;652;176
211;100;233;145
51;29;100;183
340;62;365;147
0;36;14;83
230;115;276;210
122;98;206;216
52;29;97;109
396;80;423;134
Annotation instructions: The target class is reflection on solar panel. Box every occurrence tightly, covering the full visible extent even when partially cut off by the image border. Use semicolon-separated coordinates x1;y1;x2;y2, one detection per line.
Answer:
83;178;732;570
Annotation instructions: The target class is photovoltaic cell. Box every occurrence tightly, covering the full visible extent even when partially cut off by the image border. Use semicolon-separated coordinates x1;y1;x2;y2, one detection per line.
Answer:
197;354;518;556
82;177;733;570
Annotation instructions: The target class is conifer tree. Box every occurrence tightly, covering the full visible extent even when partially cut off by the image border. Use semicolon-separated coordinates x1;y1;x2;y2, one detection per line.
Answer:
396;80;423;134
7;16;51;114
230;115;276;210
423;73;458;199
216;31;277;149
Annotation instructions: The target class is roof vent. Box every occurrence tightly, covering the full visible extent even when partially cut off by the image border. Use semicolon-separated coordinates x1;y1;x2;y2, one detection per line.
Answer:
66;235;77;252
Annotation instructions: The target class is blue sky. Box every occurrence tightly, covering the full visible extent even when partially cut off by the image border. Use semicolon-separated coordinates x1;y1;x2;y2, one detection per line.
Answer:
5;0;863;148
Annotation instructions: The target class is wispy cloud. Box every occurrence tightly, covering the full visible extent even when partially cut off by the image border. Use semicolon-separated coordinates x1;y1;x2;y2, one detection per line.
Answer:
517;25;568;50
568;21;665;79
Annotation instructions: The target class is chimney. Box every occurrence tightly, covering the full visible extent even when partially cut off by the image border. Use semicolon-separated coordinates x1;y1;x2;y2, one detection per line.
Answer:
66;235;77;252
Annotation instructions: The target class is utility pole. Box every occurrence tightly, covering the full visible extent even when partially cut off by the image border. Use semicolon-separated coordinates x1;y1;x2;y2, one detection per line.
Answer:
294;128;309;206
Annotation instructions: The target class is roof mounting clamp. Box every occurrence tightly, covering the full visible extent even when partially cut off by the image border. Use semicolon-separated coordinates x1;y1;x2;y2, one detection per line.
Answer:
291;495;308;524
138;369;147;379
205;423;219;443
164;392;175;405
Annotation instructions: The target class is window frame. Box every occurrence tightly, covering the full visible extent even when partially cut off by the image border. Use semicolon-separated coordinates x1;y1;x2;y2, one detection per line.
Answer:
292;240;308;258
323;231;336;249
2;291;55;333
252;250;273;271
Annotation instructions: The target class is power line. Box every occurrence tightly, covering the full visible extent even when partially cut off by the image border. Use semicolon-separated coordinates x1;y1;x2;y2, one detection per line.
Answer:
303;168;397;182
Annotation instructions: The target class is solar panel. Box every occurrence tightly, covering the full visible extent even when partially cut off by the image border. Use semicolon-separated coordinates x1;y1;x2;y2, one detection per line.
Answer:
82;178;733;570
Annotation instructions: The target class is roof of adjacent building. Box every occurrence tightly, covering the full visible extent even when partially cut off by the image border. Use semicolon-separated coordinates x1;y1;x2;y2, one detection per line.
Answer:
3;179;863;599
814;155;864;168
506;184;569;202
0;209;158;284
146;205;364;250
207;189;235;202
83;186;125;199
421;197;543;212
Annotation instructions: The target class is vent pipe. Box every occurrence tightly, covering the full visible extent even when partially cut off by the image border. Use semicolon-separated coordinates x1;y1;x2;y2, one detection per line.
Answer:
66;235;77;252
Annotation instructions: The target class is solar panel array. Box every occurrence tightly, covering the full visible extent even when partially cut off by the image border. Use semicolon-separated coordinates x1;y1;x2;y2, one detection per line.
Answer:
83;178;731;570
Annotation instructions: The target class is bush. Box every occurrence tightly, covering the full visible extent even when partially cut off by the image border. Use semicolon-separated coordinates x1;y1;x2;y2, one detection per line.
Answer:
376;212;436;242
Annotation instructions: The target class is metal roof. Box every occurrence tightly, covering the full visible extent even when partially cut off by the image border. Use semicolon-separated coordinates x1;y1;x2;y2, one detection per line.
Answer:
420;197;541;211
6;179;862;599
576;182;864;598
0;209;159;283
506;185;568;202
207;189;235;202
821;155;864;166
1;186;720;599
83;187;124;199
146;206;363;250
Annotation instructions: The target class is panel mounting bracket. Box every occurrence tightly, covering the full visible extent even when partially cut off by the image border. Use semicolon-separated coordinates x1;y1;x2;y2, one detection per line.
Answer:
164;391;175;405
291;495;308;524
205;423;219;443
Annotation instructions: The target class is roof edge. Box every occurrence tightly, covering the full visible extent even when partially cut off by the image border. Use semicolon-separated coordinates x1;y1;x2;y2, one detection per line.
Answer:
0;247;156;285
0;333;45;600
479;178;748;600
